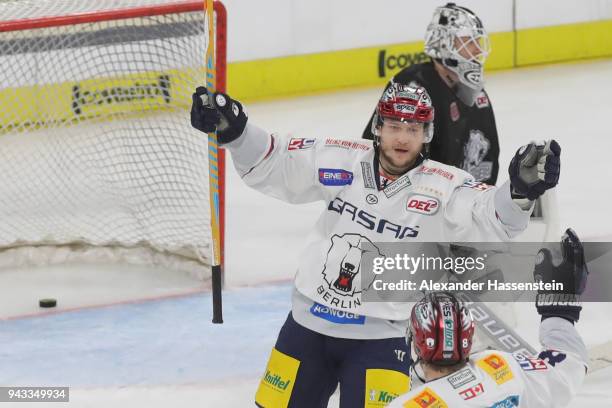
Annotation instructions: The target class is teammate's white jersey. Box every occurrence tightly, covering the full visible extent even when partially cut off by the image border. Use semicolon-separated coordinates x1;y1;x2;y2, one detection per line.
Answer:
388;317;588;408
226;124;532;332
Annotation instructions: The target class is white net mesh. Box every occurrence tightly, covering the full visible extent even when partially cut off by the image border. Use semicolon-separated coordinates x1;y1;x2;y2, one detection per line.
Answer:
0;0;219;278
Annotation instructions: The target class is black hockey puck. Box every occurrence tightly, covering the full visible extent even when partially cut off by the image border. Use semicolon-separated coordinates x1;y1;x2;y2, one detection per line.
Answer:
39;298;57;308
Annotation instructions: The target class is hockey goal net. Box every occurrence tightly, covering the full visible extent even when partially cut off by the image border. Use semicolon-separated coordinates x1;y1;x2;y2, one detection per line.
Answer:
0;0;226;279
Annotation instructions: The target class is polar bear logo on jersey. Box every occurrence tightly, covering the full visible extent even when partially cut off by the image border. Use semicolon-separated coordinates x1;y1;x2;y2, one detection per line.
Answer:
463;130;492;180
321;233;383;297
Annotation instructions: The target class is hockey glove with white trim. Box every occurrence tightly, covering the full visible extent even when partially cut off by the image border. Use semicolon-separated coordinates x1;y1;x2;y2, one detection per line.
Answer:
191;87;248;145
509;139;560;201
534;228;588;323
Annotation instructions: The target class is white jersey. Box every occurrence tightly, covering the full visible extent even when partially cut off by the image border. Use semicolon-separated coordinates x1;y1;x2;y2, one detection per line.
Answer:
388;317;588;408
226;124;532;338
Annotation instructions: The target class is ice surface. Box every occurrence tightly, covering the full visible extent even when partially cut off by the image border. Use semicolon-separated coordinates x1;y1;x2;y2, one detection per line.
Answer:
1;284;610;407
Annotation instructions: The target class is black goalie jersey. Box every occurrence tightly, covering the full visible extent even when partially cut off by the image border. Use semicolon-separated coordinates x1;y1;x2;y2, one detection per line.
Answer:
363;61;500;185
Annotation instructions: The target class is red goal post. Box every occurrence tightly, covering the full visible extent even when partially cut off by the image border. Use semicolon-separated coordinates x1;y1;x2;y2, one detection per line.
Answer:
0;0;227;277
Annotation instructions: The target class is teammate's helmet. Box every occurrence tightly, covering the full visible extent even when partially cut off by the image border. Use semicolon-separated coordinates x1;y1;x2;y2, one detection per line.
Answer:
408;292;475;366
371;81;435;144
424;3;490;90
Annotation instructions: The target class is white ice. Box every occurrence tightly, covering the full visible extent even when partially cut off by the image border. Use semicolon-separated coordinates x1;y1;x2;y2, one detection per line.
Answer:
1;60;611;407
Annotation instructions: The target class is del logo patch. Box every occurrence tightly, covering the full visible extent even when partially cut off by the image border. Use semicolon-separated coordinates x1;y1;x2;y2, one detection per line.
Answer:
477;354;514;385
406;194;439;215
319;168;353;186
475;92;490;108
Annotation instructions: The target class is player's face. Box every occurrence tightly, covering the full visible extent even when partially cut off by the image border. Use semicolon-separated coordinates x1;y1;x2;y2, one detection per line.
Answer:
454;35;485;63
378;119;425;173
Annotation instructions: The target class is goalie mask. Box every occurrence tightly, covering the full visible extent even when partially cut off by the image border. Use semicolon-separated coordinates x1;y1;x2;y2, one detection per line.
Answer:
425;3;490;95
371;82;435;146
408;292;475;366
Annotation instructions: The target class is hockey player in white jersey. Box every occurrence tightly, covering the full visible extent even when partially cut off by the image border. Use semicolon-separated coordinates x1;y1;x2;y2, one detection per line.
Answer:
190;84;561;407
388;228;588;408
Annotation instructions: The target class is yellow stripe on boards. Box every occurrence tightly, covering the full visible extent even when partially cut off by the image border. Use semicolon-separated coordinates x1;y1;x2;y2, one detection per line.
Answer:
0;69;203;132
227;41;427;102
227;20;610;102
517;19;612;66
1;21;608;118
228;32;516;103
487;31;515;71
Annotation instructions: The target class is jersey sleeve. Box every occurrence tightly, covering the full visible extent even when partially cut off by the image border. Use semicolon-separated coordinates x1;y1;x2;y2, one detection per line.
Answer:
512;317;588;407
224;123;325;204
444;177;533;241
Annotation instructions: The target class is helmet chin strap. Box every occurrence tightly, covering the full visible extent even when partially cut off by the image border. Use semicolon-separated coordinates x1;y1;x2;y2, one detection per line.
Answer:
407;329;429;386
410;358;429;385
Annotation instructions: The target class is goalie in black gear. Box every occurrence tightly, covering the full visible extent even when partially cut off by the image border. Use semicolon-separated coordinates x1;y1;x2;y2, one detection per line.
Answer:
363;3;500;185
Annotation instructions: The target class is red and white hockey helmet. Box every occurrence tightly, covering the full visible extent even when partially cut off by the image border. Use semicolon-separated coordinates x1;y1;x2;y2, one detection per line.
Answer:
409;292;475;365
372;81;435;143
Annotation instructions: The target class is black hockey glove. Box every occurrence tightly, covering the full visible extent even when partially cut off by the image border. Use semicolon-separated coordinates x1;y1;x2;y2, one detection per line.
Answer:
190;87;248;145
509;140;560;201
534;228;588;323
